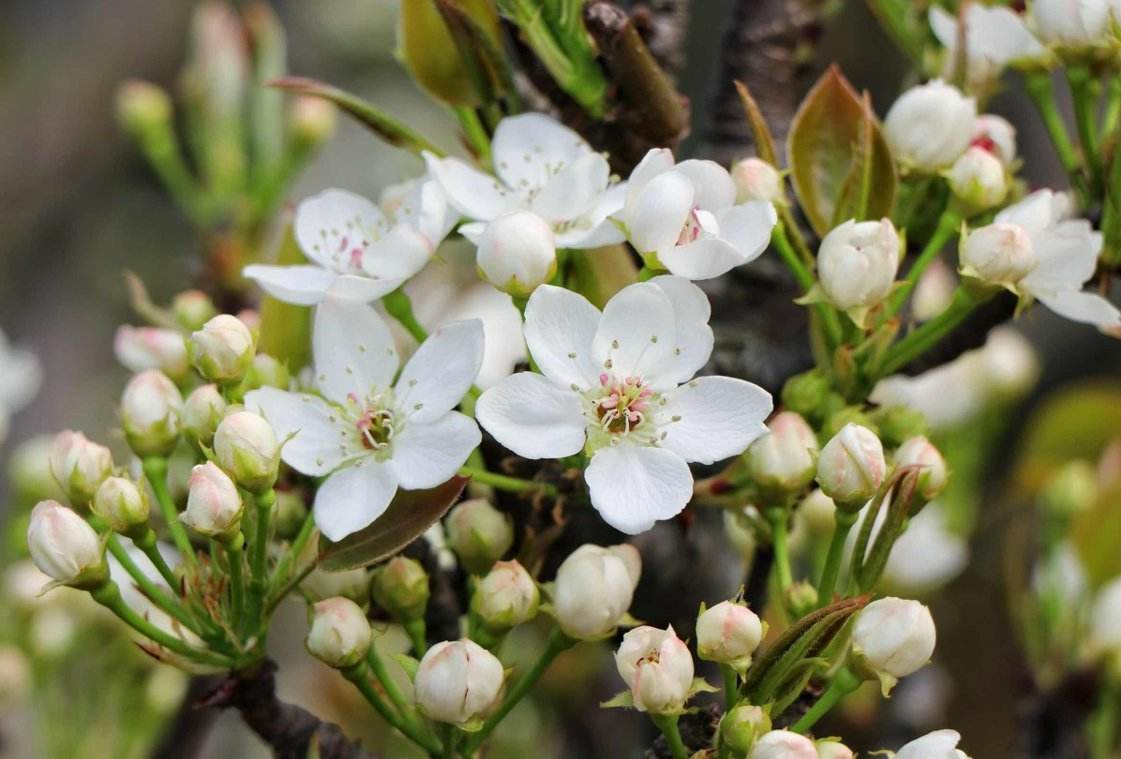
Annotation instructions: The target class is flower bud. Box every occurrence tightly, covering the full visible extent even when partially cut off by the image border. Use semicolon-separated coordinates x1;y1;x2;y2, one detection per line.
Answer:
784;581;819;618
182;384;226;446
172;290;218;332
749;729;818;759
115;80;172;135
444;498;514;574
972;115;1017;166
114;326;189;381
946;146;1007;210
851;597;936;694
476;211;557;298
615;625;694;714
744;411;818;494
182;462;243;542
732;158;784;204
302;567;371;604
872;405;929;449
1032;0;1118;45
816;739;856;759
120;370;183;457
243;353;290;393
273;489;310;540
471;560;540;633
415;639;504;725
960;222;1036;287
92;477;150;536
189;314;255;384
306;597;372;669
816;424;886;510
553;543;641;640
884;80;976;172
1089;577;1121;658
49;430;113;507
780;369;831;422
213;411;279;493
823;405;877;441
894;436;948;501
895;729;970;759
370;556;429;623
290;96;338;147
817;218;900;317
720;704;772;755
27;500;108;590
798;488;837;535
696;600;764;670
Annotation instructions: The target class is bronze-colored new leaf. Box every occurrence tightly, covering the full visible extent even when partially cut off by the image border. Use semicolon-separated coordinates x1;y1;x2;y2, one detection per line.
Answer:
317;477;468;571
734;80;778;166
787;65;896;237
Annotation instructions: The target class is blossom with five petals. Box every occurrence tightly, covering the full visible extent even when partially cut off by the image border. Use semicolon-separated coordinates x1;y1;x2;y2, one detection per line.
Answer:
476;277;772;534
246;296;484;541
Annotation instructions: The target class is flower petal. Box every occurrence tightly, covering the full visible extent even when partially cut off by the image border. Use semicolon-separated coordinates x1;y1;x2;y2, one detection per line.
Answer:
476;372;586;459
395;319;484;423
1022;221;1102;292
718;201;778;264
243;264;337;305
1036;288;1121;330
389;411;481;489
362;223;435;282
245;387;360;476
492;113;593;193
313;296;399;404
658;237;748;280
531;152;611;223
295;189;388;273
672;159;736;211
592;282;677;387
524;284;601;390
624;148;676;205
326;274;402;302
626;171;694;254
314;461;399;542
655;376;772;464
424;153;522;221
391;177;458;244
647;276;714;384
584;444;693;534
556;182;629;249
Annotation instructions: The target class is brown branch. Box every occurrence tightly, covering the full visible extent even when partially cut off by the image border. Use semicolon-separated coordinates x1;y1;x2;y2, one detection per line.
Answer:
201;660;380;759
629;0;692;78
151;675;224;759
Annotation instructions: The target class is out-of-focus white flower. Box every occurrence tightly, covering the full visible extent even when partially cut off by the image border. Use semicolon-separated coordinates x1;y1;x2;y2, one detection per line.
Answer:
696;600;764;670
731;158;785;205
0;328;41;445
247;297;483;541
816;218;901;324
181;462;243;541
0;646;30;703
306;597;372;669
614;148;777;279
895;436;948;500
553;543;640;640
475;210;557;297
120;370;183;457
749;729;818;759
114;326;190;381
883;502;968;594
213;410;280;494
912;259;958;321
414;639;504;725
1031;0;1121;46
244;183;450;305
894;728;971;759
27;500;107;590
744;411;818;495
798;488;837;536
852;597;937;694
971;115;1018;166
946;147;1008;210
885;80;977;171
1089;576;1121;657
49;430;113;506
477;278;771;533
426;113;624;249
189;314;255;384
816;424;886;509
614;625;694;714
1032;541;1088;602
929;5;1044;91
963;190;1121;331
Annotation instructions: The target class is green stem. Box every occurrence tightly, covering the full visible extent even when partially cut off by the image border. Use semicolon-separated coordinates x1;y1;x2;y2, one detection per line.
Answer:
1069;67;1103;194
1102;76;1121;139
383;288;429;343
1025;72;1091;206
722;664;739;710
1090;678;1121;758
765;507;794;597
269;510;316;595
343;663;443;755
142;457;197;569
132;527;179;589
225;540;246;627
878;286;984;376
130;118;210;227
774;223;843;351
637;264;661;282
457;466;557;497
888;209;960;317
777;205;816;266
104;535;210;639
791;667;861;733
366;641;418;725
405;619;428;658
464;628;573;753
816;510;858;606
246;489;276;637
90;581;232;669
651;714;688;759
453;106;492;165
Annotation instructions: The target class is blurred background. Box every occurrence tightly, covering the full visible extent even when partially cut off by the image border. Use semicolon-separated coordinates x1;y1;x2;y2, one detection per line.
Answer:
2;1;1121;757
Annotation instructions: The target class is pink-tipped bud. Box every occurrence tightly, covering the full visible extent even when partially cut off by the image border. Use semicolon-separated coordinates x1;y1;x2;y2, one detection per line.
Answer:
816;423;886;510
120;370;182;457
182;462;243;542
415;639;504;725
306;597;372;669
49;431;113;507
27;500;107;591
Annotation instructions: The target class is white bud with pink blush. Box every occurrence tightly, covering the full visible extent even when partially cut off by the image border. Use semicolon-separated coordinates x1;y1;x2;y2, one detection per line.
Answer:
816;423;886;509
414;639;504;725
614;625;694;714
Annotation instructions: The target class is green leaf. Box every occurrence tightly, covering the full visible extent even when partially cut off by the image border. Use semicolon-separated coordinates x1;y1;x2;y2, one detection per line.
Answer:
787;65;896;238
734;80;778;166
256;220;312;372
268;77;446;157
316;476;468;571
1073;482;1121;588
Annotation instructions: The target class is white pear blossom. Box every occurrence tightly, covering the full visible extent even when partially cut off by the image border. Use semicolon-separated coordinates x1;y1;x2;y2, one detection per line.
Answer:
246;297;483;541
0;328;41;445
885;81;976;172
476;277;772;533
971;115;1018;167
929;5;1044;91
425;113;625;248
894;729;971;759
962;190;1121;331
1031;0;1121;46
614;148;777;279
816;218;901;323
614;625;695;714
243;181;452;305
1089;576;1121;656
